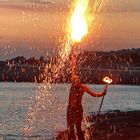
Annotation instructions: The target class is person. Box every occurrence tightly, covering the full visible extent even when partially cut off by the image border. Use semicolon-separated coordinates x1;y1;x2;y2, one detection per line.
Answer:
67;75;107;140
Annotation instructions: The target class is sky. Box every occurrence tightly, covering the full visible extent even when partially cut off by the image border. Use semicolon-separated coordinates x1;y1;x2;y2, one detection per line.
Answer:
0;0;140;60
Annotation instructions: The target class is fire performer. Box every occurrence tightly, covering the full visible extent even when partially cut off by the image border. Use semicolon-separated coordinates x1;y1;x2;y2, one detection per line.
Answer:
66;0;109;139
67;75;107;140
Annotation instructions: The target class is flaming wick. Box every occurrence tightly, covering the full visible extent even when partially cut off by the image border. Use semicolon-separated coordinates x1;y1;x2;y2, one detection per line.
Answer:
103;76;113;91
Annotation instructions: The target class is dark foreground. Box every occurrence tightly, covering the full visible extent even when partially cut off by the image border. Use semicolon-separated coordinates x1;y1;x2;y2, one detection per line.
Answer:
57;110;140;140
0;111;140;140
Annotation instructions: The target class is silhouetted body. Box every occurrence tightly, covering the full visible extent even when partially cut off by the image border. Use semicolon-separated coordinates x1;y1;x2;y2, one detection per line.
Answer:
67;76;106;140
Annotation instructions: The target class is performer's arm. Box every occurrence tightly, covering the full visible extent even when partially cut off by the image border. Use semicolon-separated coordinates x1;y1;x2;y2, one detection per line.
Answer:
71;43;79;77
82;84;106;97
71;54;77;76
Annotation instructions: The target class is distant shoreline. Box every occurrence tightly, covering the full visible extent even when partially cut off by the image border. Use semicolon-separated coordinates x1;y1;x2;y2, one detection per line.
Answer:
0;48;140;85
0;81;140;86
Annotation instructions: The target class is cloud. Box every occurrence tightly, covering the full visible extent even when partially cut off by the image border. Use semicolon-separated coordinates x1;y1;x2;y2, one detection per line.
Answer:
0;40;57;60
0;0;69;13
1;0;140;14
0;0;51;4
104;0;140;13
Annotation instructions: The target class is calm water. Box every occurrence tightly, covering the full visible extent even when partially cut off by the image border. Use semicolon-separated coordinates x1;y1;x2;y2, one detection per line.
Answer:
0;82;139;139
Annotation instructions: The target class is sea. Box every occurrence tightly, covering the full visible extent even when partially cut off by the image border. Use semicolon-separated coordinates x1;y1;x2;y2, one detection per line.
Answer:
0;82;139;140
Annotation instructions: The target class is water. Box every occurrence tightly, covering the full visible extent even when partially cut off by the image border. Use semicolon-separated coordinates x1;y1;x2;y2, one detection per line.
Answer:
0;82;139;139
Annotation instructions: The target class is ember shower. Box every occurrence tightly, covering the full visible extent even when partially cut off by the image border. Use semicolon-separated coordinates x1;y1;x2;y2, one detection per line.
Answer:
23;0;108;137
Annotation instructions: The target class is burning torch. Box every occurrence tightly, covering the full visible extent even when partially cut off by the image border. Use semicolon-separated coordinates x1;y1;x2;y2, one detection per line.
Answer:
103;76;113;92
98;77;113;115
93;77;113;133
98;77;113;117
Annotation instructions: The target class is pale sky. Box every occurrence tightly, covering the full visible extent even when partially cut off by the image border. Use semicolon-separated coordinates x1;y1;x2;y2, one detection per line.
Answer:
0;0;140;59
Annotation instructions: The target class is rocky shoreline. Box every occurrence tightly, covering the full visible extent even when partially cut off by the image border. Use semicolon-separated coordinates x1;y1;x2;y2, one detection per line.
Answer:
0;111;139;140
57;110;140;140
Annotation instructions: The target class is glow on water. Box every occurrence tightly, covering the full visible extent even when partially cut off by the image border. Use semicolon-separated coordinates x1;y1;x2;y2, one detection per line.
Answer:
0;83;140;139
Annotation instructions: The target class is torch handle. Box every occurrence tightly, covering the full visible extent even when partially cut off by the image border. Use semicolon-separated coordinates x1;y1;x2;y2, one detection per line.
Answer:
93;84;109;134
97;94;105;116
98;84;110;114
104;83;109;90
93;95;105;134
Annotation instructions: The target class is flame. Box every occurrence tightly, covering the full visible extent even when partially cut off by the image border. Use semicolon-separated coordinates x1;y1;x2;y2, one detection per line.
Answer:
69;0;89;43
103;77;113;84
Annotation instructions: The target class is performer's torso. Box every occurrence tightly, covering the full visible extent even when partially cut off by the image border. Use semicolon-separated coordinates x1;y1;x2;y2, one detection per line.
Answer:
68;83;84;107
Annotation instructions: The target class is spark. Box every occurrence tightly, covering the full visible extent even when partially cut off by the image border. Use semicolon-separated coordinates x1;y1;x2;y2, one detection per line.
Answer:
23;0;108;137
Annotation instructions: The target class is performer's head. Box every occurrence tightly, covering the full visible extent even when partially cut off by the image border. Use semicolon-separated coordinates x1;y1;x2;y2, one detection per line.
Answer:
71;75;80;86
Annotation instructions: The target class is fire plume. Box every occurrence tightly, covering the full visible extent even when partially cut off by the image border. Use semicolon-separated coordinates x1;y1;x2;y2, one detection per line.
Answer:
69;0;89;43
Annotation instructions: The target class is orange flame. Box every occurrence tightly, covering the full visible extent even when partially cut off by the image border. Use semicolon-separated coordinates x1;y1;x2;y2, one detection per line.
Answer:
69;0;90;43
67;0;108;44
103;77;113;84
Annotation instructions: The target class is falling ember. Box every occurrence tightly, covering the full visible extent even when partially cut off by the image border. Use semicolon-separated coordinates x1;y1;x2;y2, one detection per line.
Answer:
24;0;108;137
103;77;113;84
69;0;89;43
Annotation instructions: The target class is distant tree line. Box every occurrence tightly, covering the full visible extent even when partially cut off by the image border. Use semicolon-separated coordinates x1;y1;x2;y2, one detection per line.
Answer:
0;48;140;84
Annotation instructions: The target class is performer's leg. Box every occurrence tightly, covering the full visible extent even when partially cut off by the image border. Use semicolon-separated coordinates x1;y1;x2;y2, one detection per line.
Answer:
67;106;76;140
76;121;85;140
68;123;76;140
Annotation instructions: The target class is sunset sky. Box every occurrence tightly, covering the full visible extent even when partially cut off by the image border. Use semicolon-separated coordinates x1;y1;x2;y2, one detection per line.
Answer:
0;0;140;60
